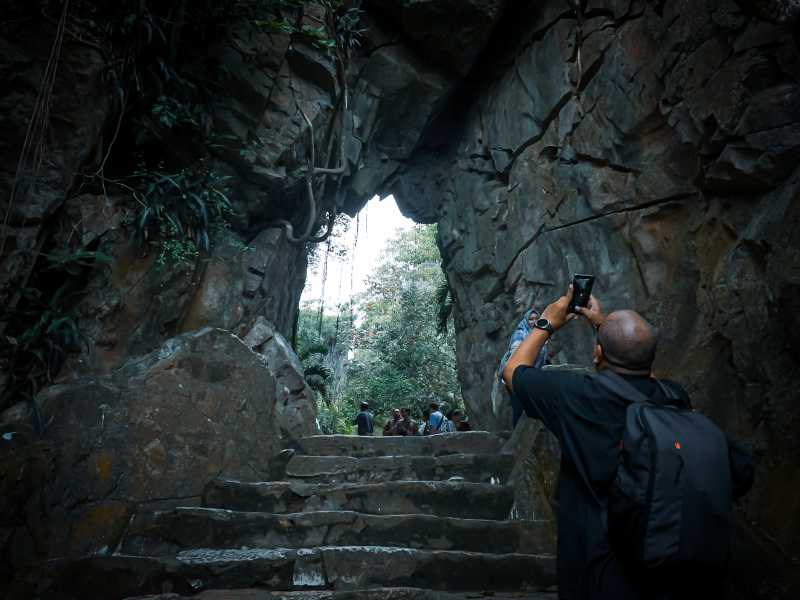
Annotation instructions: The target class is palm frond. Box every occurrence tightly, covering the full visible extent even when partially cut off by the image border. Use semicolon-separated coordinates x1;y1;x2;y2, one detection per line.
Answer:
299;342;330;361
435;279;453;335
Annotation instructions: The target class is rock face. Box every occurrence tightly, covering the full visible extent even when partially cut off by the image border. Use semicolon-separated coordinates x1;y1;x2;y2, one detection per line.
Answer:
0;328;285;561
367;0;508;76
361;3;799;597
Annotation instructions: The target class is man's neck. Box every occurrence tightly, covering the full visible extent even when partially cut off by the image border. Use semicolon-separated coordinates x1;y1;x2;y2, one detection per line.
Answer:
597;362;653;377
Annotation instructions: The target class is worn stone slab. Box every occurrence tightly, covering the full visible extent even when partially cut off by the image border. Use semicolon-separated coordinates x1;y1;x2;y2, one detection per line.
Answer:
284;453;514;485
126;588;558;599
203;480;513;520
120;507;554;556
294;432;506;458
44;548;555;599
318;546;556;591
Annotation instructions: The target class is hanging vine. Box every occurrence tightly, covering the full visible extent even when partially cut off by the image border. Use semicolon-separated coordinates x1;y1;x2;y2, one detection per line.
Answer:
317;235;333;337
348;211;359;348
332;247;345;347
1;0;70;258
268;4;365;245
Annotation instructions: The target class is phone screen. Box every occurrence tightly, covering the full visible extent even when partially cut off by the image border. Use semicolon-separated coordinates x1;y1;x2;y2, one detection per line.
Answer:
569;274;594;313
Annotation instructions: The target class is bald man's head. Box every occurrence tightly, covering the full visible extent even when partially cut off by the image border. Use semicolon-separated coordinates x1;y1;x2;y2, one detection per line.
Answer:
597;310;658;374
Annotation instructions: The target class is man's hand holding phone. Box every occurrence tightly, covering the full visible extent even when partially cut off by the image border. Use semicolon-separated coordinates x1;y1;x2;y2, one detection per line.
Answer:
540;285;577;331
540;275;605;332
576;295;605;328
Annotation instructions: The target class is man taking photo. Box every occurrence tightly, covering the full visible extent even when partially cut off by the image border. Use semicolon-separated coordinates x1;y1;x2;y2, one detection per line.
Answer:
502;284;753;600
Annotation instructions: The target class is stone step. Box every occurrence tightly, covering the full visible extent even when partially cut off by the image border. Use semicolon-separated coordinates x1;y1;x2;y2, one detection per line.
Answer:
294;432;506;459
46;547;555;599
120;508;555;556
204;480;513;520
284;453;513;484
125;587;558;599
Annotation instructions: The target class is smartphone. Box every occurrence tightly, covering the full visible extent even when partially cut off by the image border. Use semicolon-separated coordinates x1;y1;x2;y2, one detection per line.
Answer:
569;274;594;313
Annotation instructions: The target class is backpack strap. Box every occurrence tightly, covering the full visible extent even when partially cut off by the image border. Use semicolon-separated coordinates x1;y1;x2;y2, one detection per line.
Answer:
656;379;678;400
434;413;445;431
595;370;651;404
597;371;685;406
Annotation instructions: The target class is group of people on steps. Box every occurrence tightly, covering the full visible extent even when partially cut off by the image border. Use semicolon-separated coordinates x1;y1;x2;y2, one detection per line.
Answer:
353;401;471;436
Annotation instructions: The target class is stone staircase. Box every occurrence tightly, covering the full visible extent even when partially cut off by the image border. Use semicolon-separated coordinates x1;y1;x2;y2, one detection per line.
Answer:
42;431;557;599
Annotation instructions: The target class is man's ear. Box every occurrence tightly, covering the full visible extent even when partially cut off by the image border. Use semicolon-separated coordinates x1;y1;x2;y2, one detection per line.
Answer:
593;343;603;366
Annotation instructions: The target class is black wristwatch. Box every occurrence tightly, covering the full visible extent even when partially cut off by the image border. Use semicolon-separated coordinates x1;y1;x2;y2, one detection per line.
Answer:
533;317;555;335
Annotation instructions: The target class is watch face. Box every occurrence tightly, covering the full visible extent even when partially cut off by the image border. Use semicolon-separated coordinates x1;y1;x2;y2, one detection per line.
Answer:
535;318;550;329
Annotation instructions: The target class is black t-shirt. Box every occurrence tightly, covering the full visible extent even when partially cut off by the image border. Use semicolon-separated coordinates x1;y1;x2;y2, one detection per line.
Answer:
355;411;374;435
511;365;700;600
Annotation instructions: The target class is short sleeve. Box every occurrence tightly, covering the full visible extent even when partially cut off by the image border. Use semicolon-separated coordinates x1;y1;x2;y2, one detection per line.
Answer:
511;366;579;439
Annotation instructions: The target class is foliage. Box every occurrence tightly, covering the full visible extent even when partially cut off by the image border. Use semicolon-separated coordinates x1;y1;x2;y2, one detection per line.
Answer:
296;301;353;432
150;95;200;130
343;225;462;420
296;224;462;433
132;165;234;267
1;248;110;411
41;249;113;273
335;6;368;49
316;400;354;435
17;285;85;374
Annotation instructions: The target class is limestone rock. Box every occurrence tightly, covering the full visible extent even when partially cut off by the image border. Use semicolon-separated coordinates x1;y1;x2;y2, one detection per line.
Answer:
49;199;307;377
0;423;49;583
204;479;514;520
119;507;552;556
368;0;508;76
283;452;514;484
0;328;284;558
242;317;319;441
738;0;800;23
43;547;556;599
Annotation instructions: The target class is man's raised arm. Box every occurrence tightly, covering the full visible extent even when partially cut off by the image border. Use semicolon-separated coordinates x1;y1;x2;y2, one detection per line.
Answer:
502;285;574;389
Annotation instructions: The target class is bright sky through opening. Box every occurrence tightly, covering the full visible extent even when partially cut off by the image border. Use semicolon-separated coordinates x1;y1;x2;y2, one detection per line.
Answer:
301;195;416;310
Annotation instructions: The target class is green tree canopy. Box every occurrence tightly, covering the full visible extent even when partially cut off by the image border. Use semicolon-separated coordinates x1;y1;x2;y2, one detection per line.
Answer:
343;224;461;421
296;223;461;433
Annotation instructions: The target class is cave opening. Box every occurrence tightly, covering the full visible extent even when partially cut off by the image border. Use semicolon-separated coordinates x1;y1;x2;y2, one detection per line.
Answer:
297;194;462;434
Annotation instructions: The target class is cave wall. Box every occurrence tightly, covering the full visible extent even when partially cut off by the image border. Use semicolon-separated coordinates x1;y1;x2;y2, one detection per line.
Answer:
0;0;343;569
375;1;800;597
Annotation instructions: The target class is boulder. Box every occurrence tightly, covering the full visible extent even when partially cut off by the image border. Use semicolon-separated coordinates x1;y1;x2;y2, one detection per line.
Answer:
0;328;285;558
0;423;50;585
242;317;319;441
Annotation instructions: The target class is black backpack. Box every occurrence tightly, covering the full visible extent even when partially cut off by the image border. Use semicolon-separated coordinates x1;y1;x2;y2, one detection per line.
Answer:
596;371;733;570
